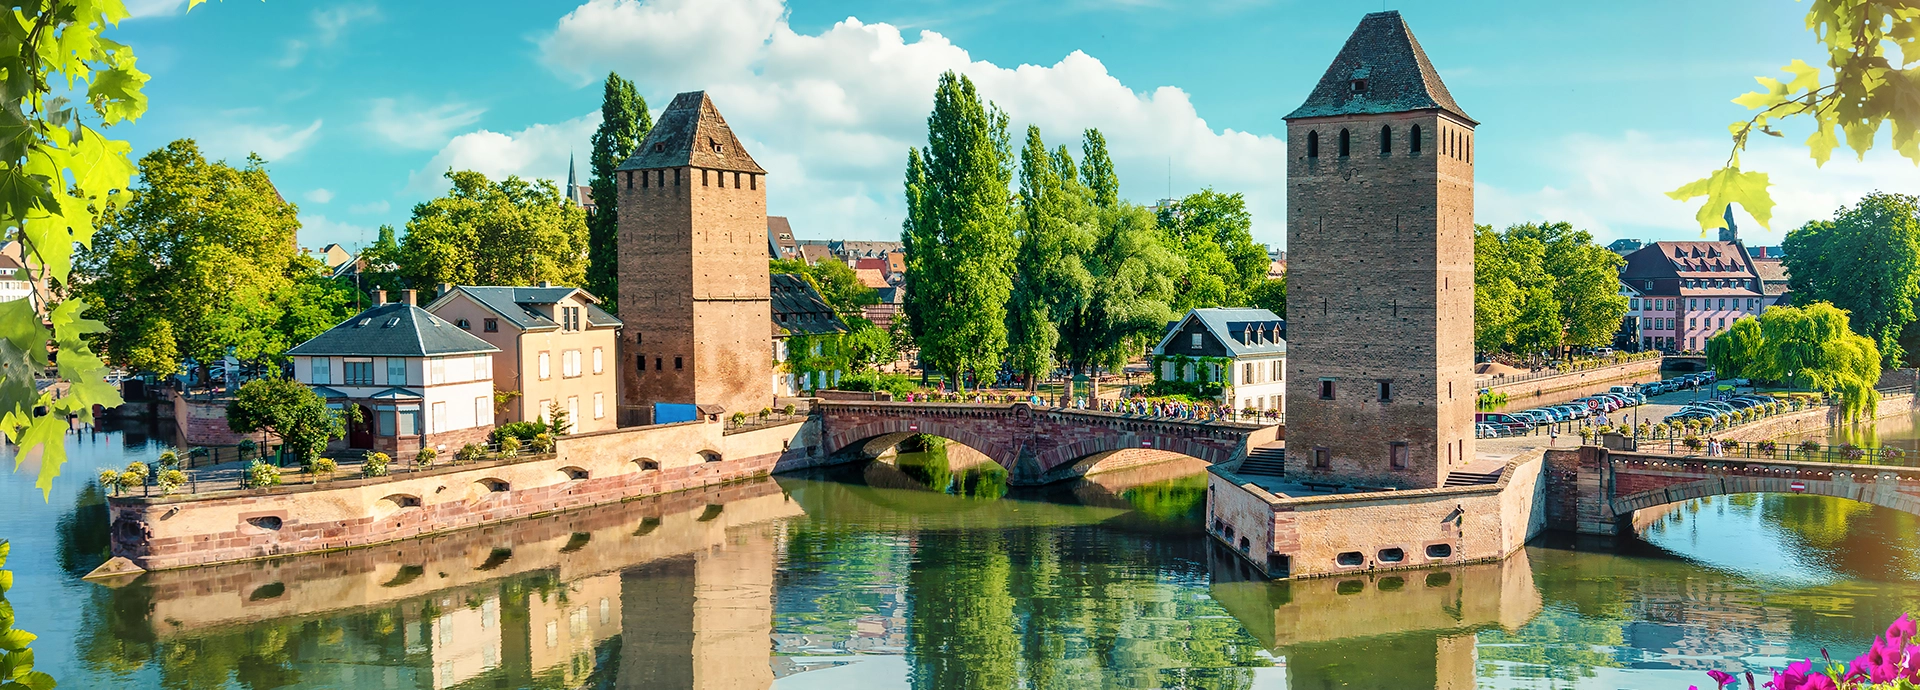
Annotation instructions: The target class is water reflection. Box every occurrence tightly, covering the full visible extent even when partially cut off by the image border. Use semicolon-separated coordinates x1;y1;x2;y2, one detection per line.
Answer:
36;429;1920;688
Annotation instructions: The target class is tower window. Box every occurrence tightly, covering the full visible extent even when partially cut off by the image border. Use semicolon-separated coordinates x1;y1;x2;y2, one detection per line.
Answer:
639;170;646;188
674;357;683;370
1377;380;1392;403
1380;125;1392;154
1351;79;1367;94
702;169;709;186
1390;442;1408;470
1307;130;1319;158
626;171;633;190
1319;379;1335;400
1339;129;1350;157
750;174;758;190
637;355;646;371
1410;124;1422;154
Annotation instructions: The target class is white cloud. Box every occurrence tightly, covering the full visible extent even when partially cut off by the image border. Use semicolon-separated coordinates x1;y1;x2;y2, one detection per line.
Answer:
299;214;375;251
367;99;487;149
538;0;1289;243
303;188;334;204
1479;130;1918;244
349;200;391;215
196;118;324;162
280;5;380;68
408;113;601;194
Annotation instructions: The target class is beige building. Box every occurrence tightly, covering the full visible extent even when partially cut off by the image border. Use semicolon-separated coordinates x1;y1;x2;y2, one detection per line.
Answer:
426;284;623;434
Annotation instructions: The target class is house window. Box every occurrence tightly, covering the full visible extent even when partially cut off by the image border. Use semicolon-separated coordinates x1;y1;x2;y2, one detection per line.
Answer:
594;392;605;419
674;356;683;370
344;360;373;386
539;351;551;380
1630;298;1640;310
476;396;489;427
387;358;407;385
563;349;582;378
1313;446;1330;469
430;358;446;385
1190;333;1202;350
377;410;396;436
474;354;491;380
1351;78;1367;94
537;399;551;422
1378;380;1392;403
1243;363;1254;384
432;402;447;433
456;318;470;330
592;347;603;374
566;396;579;431
1390;442;1408;470
397;409;419;436
310;358;331;385
1319;379;1335;400
484;318;498;333
1689;298;1698;309
638;355;647;371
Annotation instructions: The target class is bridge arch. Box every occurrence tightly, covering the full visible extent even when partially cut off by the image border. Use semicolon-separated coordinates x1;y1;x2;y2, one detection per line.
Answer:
1612;474;1920;520
825;419;1019;469
1033;436;1229;483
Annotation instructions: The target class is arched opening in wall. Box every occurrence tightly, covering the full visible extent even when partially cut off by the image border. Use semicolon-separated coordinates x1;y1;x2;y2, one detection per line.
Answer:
1379;125;1392;154
558;466;589;482
1307;130;1319;158
561;532;592;553
1336;551;1364;567
1338;129;1350;157
854;433;1011;499
471;478;510;502
1377;547;1406;563
373;494;423;520
1410;124;1422;153
1426;543;1454;559
634;458;660;472
697;451;722;464
1049;448;1210;501
248;582;286;601
245;516;283;531
697;504;724;522
632;516;661;536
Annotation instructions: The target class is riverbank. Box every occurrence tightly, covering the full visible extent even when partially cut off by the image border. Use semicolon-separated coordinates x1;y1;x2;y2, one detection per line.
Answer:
1481;355;1663;401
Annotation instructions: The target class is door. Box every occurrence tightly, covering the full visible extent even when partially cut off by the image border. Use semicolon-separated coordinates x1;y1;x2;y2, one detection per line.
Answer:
348;404;375;449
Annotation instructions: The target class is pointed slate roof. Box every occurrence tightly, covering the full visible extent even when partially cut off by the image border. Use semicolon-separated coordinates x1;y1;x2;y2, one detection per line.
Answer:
616;91;766;174
1285;11;1473;124
286;303;499;358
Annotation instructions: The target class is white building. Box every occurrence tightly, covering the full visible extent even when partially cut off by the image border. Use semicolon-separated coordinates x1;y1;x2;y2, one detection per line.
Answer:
287;289;501;455
1150;308;1287;414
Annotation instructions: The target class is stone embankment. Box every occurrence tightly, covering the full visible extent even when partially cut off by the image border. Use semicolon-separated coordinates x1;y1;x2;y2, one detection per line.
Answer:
1481;356;1663;400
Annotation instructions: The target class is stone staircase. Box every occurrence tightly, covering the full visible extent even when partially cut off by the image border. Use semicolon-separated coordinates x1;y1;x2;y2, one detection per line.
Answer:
1238;446;1286;477
1443;469;1503;487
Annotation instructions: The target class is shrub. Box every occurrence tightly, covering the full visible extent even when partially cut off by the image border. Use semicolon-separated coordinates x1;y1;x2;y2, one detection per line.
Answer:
531;433;555;454
1683;436;1704;450
759;407;772;420
499;436;521;457
782;403;796;416
730;411;747;425
1721;438;1741;452
157;448;181;470
156;469;186;495
456;444;486;464
1798;439;1821;454
490;421;545;444
415;447;437;468
363;452;391;478
1756;439;1777;455
244;460;282;489
310;457;337;475
836;372;921;399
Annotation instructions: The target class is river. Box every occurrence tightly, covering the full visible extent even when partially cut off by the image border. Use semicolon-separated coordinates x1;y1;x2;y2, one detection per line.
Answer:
3;423;1916;688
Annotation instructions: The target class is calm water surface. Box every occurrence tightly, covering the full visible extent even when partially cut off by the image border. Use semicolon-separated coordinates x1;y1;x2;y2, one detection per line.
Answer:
3;423;1916;689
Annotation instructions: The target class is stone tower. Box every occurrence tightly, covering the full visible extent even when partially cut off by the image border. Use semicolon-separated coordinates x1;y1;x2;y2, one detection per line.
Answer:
1283;11;1476;490
616;92;772;421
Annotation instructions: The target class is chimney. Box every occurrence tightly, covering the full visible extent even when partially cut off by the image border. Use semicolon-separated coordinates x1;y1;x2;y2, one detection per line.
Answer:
371;289;386;306
402;289;417;306
539;280;553;288
438;282;453;298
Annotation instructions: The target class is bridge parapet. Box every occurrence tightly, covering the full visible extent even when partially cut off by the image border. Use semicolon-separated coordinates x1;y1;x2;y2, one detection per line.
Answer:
1545;446;1920;536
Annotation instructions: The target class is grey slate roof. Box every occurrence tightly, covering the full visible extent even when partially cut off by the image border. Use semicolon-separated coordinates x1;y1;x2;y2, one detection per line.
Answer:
434;286;621;331
1156;308;1287;357
615;91;766;174
771;273;848;336
287;303;499;358
1285;11;1473;124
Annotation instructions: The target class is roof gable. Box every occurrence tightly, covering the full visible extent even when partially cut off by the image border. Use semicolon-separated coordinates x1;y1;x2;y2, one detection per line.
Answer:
287;303;499;358
1285;11;1472;123
1152;308;1287;358
771;273;848;335
616;91;765;174
427;286;622;331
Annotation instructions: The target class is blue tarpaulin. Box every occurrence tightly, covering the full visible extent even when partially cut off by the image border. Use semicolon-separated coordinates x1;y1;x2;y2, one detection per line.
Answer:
653;403;697;425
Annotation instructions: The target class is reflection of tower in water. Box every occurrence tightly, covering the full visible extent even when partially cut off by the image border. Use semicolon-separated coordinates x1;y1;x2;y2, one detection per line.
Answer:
618;522;783;690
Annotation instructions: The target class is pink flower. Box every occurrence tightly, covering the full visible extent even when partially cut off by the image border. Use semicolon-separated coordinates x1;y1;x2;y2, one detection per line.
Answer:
1892;614;1917;642
1708;670;1735;687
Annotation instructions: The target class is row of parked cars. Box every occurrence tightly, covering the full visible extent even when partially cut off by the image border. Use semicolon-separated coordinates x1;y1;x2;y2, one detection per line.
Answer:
1663;394;1776;425
1638;371;1718;397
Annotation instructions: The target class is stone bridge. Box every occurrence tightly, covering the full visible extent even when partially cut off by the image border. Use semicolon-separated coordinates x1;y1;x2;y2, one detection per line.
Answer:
816;401;1280;485
1545;446;1920;535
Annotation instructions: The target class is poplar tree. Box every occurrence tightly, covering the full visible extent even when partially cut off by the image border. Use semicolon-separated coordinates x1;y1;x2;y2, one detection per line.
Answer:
902;72;1017;391
586;73;650;314
1079;128;1119;208
1006;127;1094;390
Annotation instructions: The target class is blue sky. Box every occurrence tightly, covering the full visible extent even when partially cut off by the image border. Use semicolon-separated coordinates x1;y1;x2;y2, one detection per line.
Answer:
112;0;1910;252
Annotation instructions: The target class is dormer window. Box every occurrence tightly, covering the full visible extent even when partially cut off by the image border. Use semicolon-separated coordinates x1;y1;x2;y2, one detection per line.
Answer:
653;143;664;153
709;137;723;154
1351;79;1367;94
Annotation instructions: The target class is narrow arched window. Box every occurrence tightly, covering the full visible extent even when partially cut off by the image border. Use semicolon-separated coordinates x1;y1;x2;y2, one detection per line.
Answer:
1338;129;1350;157
1410;125;1422;154
1380;125;1392;154
1307;130;1319;158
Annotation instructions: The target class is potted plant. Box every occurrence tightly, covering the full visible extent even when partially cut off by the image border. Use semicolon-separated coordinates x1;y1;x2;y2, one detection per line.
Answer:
499;436;521;457
1798;439;1821;454
531;433;555;454
157;469;187;495
362;452;391;478
244;460;282;489
1682;436;1704;452
1756;439;1777;457
415;447;437;469
456;444;485;464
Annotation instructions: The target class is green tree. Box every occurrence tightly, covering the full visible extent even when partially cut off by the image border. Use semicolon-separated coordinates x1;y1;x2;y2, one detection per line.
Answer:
79;141;343;377
1671;2;1920;232
902;72;1017;390
1706;302;1881;418
353;224;408;296
1156;189;1267;310
1058;201;1182;389
1473;226;1525;352
398;171;590;290
1079;128;1119;209
1504;221;1630;350
1472;222;1626;355
586;72;651;313
1006;126;1094;389
1780;192;1920;367
227;377;353;466
771;257;878;320
1248;275;1285;317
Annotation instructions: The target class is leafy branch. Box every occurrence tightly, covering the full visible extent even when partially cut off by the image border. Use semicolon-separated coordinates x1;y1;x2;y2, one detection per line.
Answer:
1669;2;1919;232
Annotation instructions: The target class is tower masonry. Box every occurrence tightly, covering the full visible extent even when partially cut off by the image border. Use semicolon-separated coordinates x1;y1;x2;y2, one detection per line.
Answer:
615;91;772;422
1283;11;1477;489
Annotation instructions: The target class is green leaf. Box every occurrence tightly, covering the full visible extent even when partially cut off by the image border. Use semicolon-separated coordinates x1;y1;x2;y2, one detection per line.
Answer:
1665;165;1775;231
0;629;33;653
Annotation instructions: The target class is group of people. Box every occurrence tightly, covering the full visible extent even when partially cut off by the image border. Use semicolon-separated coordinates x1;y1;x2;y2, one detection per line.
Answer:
896;389;1283;422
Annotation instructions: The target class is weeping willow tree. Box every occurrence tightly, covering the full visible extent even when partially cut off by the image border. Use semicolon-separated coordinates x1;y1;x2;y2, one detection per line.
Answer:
1706;302;1881;418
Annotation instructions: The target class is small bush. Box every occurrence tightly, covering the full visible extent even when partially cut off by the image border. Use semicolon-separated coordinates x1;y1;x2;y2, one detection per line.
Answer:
157;448;181;471
415;448;438;468
782;403;796;416
157;469;186;495
499;436;521;457
310;457;337;475
1721;438;1740;452
730;411;747;425
1756;439;1777;455
456;444;486;464
363;452;391;478
97;469;123;494
490;422;546;444
1798;439;1821;454
244;460;282;489
531;433;555;454
1682;436;1704;450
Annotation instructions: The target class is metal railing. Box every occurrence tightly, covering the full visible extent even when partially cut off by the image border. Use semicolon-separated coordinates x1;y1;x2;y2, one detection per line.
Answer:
1636;439;1919;468
1478;351;1664;387
103;441;561;499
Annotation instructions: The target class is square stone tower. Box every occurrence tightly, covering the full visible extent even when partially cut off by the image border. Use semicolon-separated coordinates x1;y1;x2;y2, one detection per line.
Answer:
1283;11;1476;490
615;92;772;421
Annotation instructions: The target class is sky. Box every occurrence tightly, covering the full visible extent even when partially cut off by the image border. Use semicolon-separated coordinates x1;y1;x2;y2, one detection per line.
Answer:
111;0;1914;253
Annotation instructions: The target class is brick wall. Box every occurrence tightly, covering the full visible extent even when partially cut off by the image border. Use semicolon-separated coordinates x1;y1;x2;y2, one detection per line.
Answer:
1284;111;1477;491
